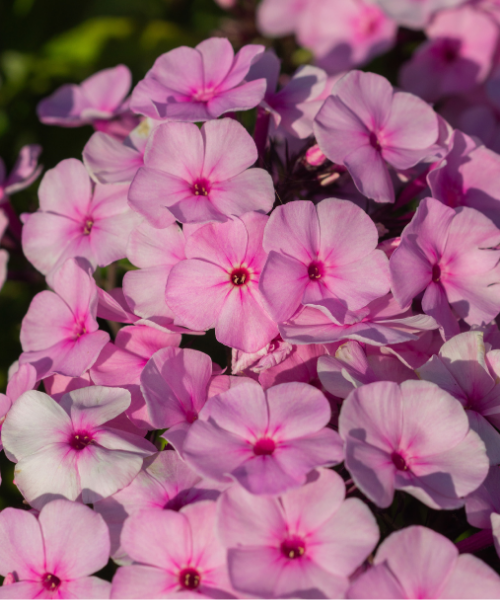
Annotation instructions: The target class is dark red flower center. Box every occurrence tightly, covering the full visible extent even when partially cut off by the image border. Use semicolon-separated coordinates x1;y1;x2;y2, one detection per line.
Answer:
308;261;324;280
70;431;93;451
192;178;211;197
281;536;306;560
391;451;408;471
83;218;94;235
179;567;201;590
42;573;61;591
369;131;382;152
432;264;441;283
231;267;250;286
440;38;461;63
253;437;275;456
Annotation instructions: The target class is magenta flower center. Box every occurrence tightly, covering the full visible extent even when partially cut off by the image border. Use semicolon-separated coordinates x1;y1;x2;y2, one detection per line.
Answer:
391;451;408;471
42;573;61;591
83;218;94;235
308;261;324;280
231;267;250;286
281;536;306;560
369;131;382;152
179;567;201;590
70;431;93;451
432;264;441;283
253;437;276;456
192;178;211;196
440;38;461;64
192;88;216;103
185;409;198;424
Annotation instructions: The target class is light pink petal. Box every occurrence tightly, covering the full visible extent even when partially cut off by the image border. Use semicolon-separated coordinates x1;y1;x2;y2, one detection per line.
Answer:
347;563;406;599
111;565;176;599
60;386;131;430
6;363;37;401
206;80;267;117
344;144;394;203
63;577;112;599
209;169;275;218
441;553;500;599
467;411;500;465
219;44;265;92
127;221;185;268
80;65;131;112
123;267;174;321
422;282;460;339
0;582;47;599
4;144;42;194
0;508;44;579
37;158;91;216
37;84;89;126
263;201;319;260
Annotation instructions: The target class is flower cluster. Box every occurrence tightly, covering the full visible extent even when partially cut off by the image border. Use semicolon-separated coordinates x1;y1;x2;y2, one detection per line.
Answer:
3;1;500;598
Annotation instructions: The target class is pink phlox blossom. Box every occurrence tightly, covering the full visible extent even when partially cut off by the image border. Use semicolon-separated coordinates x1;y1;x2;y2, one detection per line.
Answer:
400;5;498;102
259;198;391;323
379;329;445;371
247;51;328;139
232;334;293;374
279;293;439;346
0;499;111;599
428;129;500;227
314;71;440;203
297;0;397;74
91;325;181;430
182;380;344;495
165;212;279;353
19;257;110;379
2;386;155;508
465;465;500;529
256;0;308;36
37;65;138;139
390;197;500;340
94;451;224;565
347;525;500;599
417;331;500;464
218;468;379;598
110;502;235;598
130;37;266;122
377;236;401;258
22;158;139;276
128;118;274;226
339;380;489;509
0;210;8;292
373;0;468;29
0;145;42;203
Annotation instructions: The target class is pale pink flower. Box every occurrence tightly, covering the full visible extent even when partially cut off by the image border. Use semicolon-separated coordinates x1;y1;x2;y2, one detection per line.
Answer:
257;0;308;36
2;386;155;508
183;381;343;495
373;0;468;29
0;145;42;203
314;71;440;203
218;468;379;598
339;380;489;509
0;499;111;599
165;212;279;353
128;119;274;226
130;38;266;121
347;525;500;599
259;198;390;323
22;158;139;276
465;465;500;529
19;258;110;379
110;502;234;598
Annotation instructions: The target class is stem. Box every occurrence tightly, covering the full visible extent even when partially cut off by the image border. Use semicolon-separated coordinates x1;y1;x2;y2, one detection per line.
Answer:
456;529;494;554
254;107;270;167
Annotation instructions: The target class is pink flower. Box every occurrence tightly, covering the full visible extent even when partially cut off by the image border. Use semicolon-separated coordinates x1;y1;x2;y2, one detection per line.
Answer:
373;0;468;29
165;212;279;353
465;465;500;529
19;258;110;379
0;210;8;292
218;468;379;598
110;502;234;598
0;363;37;452
257;0;308;36
314;71;439;203
232;335;293;374
280;293;438;346
128;119;274;226
0;145;42;203
37;65;137;138
130;38;266;121
0;499;111;599
259;198;390;323
22;159;139;276
390;197;500;339
2;386;155;508
182;380;343;495
400;5;498;102
428;130;500;227
297;0;397;74
348;525;500;599
339;380;489;509
94;451;224;564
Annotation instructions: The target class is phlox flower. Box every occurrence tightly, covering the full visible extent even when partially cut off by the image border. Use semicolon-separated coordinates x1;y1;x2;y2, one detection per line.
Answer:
110;502;234;599
314;71;439;203
0;144;42;203
165;212;279;353
400;5;498;102
37;65;137;138
279;293;438;346
2;386;155;508
22;158;139;276
256;0;308;36
218;468;379;598
0;499;111;599
95;451;223;565
347;525;500;598
0;210;8;292
130;37;266;121
428;130;500;227
373;0;468;29
0;363;37;451
19;258;109;378
259;198;390;323
465;465;500;529
390;197;500;339
232;335;293;374
339;380;489;509
183;381;344;495
128;118;274;226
